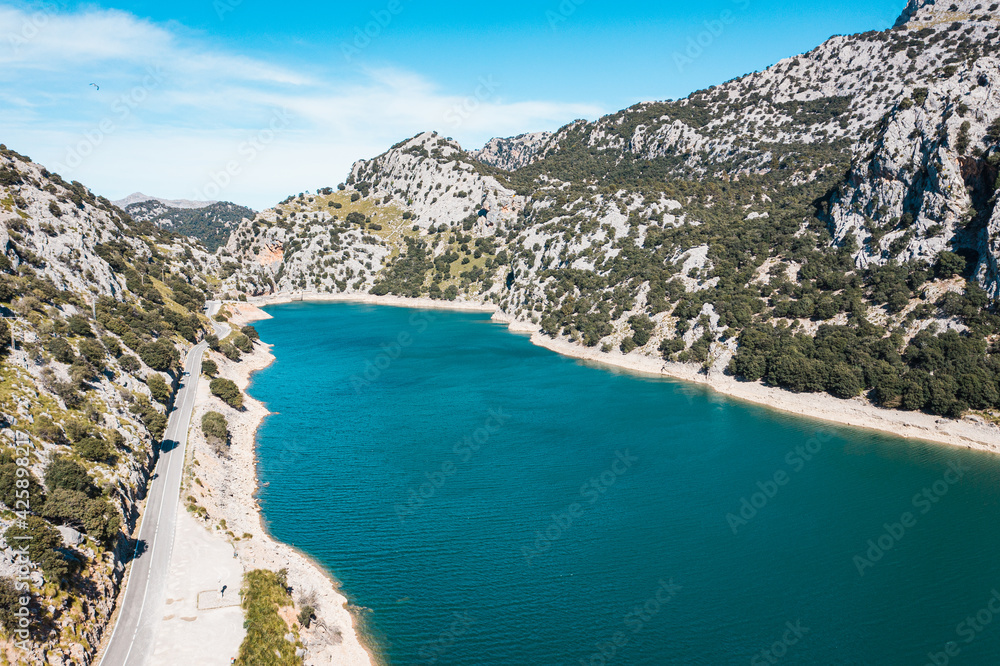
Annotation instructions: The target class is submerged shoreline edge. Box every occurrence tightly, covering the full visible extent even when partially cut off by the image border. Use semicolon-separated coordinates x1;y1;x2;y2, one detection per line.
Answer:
247;292;1000;454
206;302;380;666
206;289;998;664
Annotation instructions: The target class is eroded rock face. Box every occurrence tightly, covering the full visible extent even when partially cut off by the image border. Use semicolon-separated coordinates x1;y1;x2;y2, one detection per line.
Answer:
471;132;554;171
826;46;1000;291
895;0;998;28
349;132;528;231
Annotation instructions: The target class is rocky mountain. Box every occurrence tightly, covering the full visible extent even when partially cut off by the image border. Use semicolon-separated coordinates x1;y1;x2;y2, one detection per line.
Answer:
470;131;553;171
122;199;255;253
0;145;224;662
113;192;216;210
1;2;1000;657
222;0;1000;421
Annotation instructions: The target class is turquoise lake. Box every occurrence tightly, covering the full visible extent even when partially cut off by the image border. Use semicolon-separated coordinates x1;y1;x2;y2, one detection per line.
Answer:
250;302;1000;665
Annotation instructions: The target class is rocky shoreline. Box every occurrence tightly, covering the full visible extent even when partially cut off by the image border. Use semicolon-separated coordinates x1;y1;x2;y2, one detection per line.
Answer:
174;290;997;665
183;301;375;666
249;292;1000;453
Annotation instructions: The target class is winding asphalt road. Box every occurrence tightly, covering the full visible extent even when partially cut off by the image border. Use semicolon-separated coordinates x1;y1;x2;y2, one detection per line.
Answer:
99;302;228;666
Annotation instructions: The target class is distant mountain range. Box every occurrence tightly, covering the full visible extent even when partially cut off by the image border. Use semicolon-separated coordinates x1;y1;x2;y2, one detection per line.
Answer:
116;194;254;252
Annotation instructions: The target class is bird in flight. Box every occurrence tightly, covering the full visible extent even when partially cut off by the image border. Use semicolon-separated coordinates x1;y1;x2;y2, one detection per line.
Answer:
90;83;100;91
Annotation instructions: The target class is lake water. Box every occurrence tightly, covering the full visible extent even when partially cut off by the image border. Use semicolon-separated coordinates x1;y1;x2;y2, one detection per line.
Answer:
250;302;1000;665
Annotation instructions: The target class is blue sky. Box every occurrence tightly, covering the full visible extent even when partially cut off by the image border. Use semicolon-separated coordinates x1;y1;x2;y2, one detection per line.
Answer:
0;0;905;209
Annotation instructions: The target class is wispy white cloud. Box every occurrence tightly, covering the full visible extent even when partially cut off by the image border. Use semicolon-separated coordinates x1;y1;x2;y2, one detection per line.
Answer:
0;6;603;209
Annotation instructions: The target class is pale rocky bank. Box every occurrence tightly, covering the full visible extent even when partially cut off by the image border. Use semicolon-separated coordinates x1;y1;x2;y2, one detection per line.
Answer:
182;301;374;666
251;292;1000;453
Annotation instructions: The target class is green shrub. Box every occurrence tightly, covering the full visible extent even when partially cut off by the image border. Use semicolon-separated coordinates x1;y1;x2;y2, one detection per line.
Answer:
3;516;75;584
0;460;45;510
46;337;75;363
130;398;168;440
41;488;89;527
75;436;115;463
234;569;302;666
67;315;94;337
628;314;654;347
202;359;219;377
297;605;315;629
83;497;121;546
101;335;122;358
233;334;253;354
987;117;1000;143
210;378;243;409
935;251;966;278
139;340;179;372
119;354;141;372
77;338;105;368
146;374;171;405
0;577;38;636
63;419;89;443
201;412;229;444
44;455;98;498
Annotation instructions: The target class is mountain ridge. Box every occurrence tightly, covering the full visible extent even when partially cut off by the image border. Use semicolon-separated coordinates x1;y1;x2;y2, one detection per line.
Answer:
112;192;217;210
219;1;1000;422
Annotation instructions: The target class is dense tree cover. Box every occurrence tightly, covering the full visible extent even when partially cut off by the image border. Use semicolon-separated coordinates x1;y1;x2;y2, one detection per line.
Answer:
132;201;254;252
202;359;219;377
730;310;1000;417
371;238;433;298
210;378;243;409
